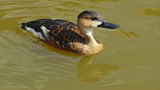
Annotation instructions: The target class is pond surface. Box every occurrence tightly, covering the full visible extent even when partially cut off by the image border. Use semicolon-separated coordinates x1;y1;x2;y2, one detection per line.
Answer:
0;0;160;90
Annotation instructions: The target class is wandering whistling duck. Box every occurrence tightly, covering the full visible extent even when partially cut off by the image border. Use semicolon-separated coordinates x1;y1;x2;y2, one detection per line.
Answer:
21;11;119;56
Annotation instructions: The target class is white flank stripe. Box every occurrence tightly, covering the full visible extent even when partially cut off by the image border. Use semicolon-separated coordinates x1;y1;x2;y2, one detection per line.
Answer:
40;26;48;39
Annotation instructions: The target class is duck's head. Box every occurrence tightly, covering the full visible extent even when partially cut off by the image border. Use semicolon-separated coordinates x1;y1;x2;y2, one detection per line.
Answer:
77;11;119;35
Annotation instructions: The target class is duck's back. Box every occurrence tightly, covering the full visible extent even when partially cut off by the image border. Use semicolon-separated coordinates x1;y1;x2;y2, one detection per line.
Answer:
21;19;86;52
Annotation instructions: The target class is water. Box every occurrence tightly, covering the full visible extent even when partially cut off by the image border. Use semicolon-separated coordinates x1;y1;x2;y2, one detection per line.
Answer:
0;0;160;90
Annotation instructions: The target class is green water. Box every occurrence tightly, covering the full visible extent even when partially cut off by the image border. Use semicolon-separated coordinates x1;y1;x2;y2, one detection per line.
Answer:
0;0;160;90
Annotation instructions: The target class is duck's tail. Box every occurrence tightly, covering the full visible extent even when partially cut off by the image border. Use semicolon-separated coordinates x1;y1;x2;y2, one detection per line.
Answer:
20;22;47;40
21;23;27;30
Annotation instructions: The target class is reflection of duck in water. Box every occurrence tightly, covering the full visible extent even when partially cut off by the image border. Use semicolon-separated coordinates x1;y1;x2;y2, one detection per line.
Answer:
21;11;119;56
77;56;119;83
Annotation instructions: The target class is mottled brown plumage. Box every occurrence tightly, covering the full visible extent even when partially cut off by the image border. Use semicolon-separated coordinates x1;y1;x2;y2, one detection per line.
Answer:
21;11;119;55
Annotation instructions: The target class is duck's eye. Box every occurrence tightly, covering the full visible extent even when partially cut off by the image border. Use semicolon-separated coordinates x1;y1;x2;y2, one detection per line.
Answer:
91;17;98;21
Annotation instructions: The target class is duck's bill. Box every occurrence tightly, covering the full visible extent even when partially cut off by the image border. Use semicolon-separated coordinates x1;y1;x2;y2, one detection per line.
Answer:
98;20;119;29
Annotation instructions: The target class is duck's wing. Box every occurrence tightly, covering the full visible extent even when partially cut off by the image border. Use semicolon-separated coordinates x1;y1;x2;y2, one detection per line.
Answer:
21;19;86;48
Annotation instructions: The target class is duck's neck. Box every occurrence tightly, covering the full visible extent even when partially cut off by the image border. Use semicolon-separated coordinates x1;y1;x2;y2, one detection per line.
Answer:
85;31;97;44
79;27;98;45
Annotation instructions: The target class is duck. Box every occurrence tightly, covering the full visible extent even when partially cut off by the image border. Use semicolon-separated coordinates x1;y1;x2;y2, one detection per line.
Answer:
20;11;119;56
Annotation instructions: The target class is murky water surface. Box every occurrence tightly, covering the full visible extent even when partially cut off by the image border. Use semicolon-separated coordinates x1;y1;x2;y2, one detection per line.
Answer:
0;0;160;90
